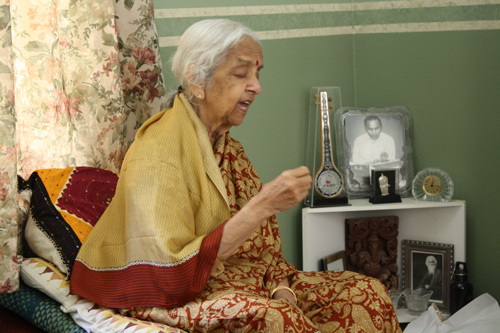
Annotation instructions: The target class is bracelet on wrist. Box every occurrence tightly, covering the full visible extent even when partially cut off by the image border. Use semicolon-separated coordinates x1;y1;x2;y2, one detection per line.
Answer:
271;286;297;302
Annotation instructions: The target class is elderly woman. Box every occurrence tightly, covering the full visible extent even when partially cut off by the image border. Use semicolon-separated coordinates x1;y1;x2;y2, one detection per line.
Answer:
71;19;401;332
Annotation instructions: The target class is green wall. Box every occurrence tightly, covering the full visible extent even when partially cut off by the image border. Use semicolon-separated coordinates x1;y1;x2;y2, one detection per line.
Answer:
154;1;500;301
355;30;500;301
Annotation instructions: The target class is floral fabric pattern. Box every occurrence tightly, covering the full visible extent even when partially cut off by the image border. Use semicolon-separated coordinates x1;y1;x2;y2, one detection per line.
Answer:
0;0;20;294
0;0;166;293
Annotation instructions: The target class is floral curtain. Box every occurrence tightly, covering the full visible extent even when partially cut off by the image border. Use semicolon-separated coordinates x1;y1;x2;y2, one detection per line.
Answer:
0;0;167;293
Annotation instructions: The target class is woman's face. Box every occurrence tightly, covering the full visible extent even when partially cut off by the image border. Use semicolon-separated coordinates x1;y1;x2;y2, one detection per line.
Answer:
197;36;263;136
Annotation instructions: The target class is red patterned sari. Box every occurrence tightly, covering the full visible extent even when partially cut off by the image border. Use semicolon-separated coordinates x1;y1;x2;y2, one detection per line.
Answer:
122;134;401;332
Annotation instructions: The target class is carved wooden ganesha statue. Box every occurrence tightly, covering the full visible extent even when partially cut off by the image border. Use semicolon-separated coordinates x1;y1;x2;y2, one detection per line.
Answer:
345;216;399;290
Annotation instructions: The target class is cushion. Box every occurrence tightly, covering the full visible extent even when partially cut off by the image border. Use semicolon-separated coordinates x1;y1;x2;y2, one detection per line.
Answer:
21;257;78;308
19;166;119;278
16;184;32;256
20;257;185;333
68;297;187;333
0;279;86;333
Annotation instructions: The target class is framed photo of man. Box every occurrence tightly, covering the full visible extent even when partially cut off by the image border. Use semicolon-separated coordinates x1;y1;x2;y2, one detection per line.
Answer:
334;106;414;198
402;240;454;313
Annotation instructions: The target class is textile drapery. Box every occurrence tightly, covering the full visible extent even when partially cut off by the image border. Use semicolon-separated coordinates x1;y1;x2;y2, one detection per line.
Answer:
0;0;167;293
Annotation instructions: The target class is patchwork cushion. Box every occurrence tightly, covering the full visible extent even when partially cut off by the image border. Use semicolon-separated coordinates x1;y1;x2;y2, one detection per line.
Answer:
19;167;119;278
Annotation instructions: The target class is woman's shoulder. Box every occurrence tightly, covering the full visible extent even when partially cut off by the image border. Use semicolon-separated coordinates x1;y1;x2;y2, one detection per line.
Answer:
123;107;197;166
138;105;189;135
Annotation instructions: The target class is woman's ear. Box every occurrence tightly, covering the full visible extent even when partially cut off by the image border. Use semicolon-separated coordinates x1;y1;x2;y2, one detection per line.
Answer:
186;63;205;100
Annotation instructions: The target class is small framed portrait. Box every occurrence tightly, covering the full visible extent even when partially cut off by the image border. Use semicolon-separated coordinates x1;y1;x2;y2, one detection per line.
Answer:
402;240;454;313
334;106;414;198
320;250;347;271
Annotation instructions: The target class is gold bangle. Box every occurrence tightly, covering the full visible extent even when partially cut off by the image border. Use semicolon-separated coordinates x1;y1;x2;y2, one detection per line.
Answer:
271;286;297;303
217;254;224;262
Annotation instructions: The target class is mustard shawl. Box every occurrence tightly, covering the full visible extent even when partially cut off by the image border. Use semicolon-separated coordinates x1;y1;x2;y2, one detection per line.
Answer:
71;94;231;308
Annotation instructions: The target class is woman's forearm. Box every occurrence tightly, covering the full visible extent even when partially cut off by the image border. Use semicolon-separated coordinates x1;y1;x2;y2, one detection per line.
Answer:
211;166;312;271
217;196;270;260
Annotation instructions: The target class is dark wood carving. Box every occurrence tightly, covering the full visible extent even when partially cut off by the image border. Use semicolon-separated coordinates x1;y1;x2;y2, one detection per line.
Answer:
345;216;399;290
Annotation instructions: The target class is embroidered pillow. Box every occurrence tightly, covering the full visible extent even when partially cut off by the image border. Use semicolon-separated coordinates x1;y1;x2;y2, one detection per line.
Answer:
20;167;119;278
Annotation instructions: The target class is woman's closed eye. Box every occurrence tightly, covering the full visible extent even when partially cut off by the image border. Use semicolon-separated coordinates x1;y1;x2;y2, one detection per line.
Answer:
234;71;248;78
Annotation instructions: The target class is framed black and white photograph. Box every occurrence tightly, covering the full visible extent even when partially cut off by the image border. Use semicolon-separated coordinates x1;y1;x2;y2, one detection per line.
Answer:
402;240;454;313
334;106;414;198
320;250;346;271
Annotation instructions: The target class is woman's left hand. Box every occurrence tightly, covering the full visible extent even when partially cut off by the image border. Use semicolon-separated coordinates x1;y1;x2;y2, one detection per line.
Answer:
273;288;297;307
272;279;300;309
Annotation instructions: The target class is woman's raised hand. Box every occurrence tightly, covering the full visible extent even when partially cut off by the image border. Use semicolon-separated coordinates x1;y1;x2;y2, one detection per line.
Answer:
258;166;312;216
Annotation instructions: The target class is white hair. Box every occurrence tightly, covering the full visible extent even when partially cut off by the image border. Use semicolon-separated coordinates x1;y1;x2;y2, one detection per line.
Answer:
166;19;260;105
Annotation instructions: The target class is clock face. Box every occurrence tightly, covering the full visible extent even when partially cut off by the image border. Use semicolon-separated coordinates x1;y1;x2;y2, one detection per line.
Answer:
422;175;442;195
315;169;343;198
412;168;454;202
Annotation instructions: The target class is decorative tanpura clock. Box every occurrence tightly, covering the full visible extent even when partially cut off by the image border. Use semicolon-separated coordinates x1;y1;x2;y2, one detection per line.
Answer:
304;87;348;207
314;91;344;198
412;167;454;202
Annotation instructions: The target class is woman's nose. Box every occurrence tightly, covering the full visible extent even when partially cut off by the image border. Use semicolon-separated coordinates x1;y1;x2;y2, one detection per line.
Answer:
248;75;261;95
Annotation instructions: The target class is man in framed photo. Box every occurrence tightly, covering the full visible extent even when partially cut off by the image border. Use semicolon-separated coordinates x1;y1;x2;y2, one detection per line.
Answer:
351;115;396;165
348;115;401;191
417;255;443;300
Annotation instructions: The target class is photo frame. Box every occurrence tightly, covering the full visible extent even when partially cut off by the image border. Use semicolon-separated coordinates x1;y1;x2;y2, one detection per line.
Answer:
320;250;347;271
334;106;414;198
402;240;454;313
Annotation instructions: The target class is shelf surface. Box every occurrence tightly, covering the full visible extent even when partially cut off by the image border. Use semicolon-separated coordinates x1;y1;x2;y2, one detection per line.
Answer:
304;198;465;214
